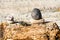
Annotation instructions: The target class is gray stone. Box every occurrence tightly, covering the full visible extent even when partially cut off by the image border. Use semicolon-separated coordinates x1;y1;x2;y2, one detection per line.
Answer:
31;8;42;20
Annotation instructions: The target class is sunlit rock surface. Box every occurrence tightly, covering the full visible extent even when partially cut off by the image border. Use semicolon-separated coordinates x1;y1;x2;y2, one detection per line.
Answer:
0;19;59;40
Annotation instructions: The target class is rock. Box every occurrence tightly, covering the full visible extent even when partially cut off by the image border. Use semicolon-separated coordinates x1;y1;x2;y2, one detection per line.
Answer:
46;22;59;40
31;19;45;24
1;21;59;40
31;8;42;20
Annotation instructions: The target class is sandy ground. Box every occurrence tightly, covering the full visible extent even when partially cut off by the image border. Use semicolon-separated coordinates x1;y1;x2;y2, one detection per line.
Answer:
0;0;60;27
